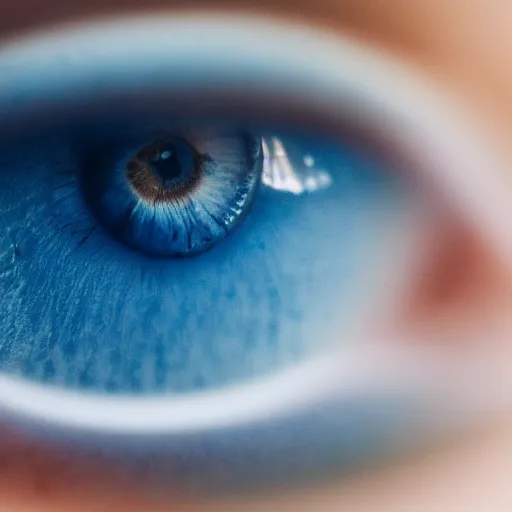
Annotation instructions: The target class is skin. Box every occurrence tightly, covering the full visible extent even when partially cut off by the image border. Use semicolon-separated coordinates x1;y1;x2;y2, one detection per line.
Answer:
1;1;512;511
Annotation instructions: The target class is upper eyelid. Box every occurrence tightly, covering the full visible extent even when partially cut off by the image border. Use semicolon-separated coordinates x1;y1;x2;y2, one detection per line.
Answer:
0;14;437;122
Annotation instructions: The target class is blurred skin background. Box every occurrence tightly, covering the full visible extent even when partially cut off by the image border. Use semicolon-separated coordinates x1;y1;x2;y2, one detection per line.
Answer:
1;1;512;511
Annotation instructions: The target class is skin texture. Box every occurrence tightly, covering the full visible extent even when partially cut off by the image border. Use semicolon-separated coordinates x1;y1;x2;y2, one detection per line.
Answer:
1;1;512;511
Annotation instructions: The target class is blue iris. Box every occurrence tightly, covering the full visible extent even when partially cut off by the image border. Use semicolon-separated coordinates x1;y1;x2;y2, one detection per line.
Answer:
0;122;403;394
80;130;262;257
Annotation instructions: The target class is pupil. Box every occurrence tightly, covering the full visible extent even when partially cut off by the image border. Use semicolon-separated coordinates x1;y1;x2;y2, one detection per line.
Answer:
136;137;196;189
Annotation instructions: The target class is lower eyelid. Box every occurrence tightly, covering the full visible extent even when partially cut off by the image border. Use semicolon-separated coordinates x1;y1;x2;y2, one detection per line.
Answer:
0;429;190;510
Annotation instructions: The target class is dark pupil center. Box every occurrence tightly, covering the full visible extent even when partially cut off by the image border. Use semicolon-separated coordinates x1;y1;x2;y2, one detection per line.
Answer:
140;138;196;189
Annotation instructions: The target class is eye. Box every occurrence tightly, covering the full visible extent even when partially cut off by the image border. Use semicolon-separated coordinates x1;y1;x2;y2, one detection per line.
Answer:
0;14;509;493
81;130;262;257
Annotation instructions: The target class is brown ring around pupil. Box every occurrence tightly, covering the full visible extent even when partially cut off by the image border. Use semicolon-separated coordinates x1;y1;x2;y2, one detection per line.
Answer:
125;138;204;204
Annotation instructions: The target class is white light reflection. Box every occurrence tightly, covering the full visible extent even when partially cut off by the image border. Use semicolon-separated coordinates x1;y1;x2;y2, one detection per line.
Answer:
303;154;315;167
262;137;332;195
